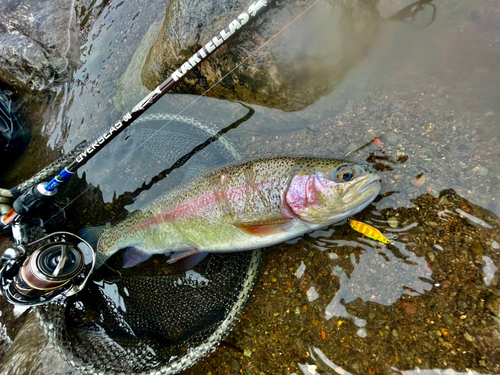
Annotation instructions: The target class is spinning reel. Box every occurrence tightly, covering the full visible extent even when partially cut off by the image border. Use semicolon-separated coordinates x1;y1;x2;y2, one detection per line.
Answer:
0;225;95;306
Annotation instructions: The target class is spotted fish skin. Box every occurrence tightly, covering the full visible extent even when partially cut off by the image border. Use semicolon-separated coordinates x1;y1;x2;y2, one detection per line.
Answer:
94;157;381;266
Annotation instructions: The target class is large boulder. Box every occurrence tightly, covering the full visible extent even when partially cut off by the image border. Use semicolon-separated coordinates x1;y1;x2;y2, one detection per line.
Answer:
0;0;80;91
141;0;382;112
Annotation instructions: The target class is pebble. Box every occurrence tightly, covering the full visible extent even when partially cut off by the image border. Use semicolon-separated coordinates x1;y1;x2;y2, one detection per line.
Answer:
399;301;417;315
471;242;483;255
244;349;252;357
463;333;475;342
478;166;488;176
328;252;339;260
410;174;426;187
392;329;399;338
492;241;499;250
427;221;438;228
427;252;435;261
434;244;444;251
306;287;319;302
357;328;367;338
387;217;399;228
231;358;242;372
482;256;497;286
296;261;306;279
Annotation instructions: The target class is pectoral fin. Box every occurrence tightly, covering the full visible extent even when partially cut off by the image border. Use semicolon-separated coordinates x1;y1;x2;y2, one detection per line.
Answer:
234;218;293;236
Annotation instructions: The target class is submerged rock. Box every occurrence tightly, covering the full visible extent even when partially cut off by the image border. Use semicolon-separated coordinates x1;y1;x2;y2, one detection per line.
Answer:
0;0;80;91
141;0;382;111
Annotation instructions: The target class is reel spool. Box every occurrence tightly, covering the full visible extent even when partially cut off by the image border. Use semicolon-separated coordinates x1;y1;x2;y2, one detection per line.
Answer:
0;232;95;306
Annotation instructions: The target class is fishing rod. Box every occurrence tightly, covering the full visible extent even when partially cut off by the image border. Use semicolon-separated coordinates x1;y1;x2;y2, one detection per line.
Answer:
1;0;270;227
0;0;325;307
0;0;272;306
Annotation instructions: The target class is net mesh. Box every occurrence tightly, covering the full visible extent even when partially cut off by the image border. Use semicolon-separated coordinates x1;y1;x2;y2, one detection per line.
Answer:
31;112;261;374
36;250;261;374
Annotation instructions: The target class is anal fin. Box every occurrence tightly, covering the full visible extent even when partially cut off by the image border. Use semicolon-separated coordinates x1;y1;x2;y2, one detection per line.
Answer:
182;252;209;270
123;247;153;268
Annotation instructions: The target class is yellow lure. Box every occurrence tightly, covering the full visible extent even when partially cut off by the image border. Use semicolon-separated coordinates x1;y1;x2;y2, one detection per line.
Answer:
349;219;390;244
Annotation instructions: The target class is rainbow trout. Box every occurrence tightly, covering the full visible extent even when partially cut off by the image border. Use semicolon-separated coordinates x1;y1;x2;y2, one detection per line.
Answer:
83;157;381;268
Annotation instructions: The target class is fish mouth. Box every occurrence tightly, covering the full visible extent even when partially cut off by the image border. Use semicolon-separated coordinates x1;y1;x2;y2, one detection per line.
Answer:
324;175;381;224
358;178;382;195
343;175;381;200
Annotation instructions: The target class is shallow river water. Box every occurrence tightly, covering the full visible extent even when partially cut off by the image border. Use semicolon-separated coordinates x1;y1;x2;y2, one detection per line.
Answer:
0;0;499;374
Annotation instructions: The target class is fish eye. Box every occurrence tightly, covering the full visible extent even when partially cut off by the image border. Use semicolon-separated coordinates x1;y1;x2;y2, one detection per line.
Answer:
336;166;356;182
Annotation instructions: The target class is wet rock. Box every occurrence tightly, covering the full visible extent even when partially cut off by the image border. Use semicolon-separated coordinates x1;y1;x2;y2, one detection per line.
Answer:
141;0;382;111
0;0;79;91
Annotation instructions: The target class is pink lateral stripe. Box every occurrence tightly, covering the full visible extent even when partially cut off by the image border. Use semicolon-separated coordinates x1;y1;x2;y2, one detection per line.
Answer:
133;180;276;231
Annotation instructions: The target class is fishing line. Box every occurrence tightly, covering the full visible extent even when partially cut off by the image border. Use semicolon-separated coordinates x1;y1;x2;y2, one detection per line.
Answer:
101;0;323;174
121;103;255;201
44;103;255;225
44;0;323;223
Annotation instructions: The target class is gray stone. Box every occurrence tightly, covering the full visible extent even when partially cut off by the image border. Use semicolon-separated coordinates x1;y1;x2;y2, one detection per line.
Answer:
0;0;79;91
141;0;382;111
